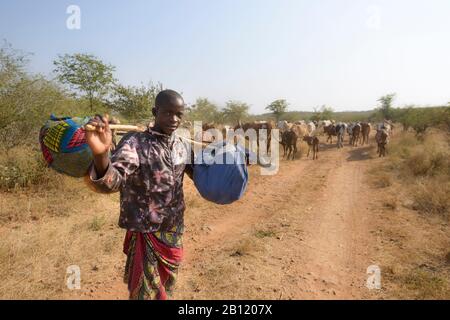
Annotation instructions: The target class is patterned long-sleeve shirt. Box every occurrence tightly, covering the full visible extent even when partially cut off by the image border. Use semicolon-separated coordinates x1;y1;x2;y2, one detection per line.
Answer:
87;128;193;234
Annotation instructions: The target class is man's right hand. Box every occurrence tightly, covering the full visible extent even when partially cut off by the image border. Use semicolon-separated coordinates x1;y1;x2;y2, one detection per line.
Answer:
86;114;112;156
86;114;112;178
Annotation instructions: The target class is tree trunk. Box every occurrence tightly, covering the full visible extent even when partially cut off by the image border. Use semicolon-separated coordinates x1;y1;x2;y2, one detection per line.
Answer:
88;92;93;112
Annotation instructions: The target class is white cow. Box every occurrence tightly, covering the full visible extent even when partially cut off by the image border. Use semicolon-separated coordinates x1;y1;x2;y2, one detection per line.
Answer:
347;122;358;144
306;121;316;136
335;122;347;148
291;123;308;139
377;121;392;136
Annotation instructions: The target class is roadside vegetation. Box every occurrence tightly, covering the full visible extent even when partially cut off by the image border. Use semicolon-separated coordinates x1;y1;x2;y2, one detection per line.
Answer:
369;127;449;299
1;41;449;299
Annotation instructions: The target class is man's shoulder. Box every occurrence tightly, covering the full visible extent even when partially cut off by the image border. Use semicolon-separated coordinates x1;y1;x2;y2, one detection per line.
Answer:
113;131;151;154
121;130;153;142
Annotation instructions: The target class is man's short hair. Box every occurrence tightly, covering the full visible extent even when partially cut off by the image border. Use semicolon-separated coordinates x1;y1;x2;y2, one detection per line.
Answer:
155;89;184;108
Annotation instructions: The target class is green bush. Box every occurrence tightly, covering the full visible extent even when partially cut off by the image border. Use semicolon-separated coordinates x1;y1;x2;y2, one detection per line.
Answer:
0;147;50;191
392;106;450;135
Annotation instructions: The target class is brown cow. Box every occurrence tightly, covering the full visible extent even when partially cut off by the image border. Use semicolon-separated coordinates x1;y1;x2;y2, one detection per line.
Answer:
361;122;371;145
303;136;319;160
351;123;362;147
202;122;216;131
324;124;337;144
201;124;233;142
198;122;218;142
234;121;273;152
375;129;389;157
280;129;298;160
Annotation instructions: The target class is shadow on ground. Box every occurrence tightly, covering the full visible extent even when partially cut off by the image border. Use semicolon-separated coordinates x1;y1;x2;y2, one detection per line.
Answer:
319;143;340;151
346;146;374;161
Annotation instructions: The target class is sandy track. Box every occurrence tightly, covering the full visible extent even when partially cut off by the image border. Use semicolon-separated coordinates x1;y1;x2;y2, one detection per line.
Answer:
294;148;373;299
91;140;379;300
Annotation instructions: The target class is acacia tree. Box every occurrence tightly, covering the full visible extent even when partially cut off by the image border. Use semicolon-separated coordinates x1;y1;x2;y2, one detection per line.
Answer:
108;82;163;121
188;98;221;123
53;53;116;111
310;105;334;121
222;101;249;125
377;93;396;120
266;99;288;121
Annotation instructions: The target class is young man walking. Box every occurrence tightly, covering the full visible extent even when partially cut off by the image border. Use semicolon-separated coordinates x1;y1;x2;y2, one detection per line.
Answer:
86;89;192;300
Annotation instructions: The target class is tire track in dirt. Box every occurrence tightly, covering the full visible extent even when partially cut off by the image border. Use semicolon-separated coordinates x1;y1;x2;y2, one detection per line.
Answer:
294;151;373;299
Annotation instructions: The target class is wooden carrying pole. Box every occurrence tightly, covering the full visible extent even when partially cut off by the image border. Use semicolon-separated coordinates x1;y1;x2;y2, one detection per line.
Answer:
85;124;145;132
84;124;206;147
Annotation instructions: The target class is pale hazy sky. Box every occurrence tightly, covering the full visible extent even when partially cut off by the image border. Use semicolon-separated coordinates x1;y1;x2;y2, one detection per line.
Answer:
1;0;449;113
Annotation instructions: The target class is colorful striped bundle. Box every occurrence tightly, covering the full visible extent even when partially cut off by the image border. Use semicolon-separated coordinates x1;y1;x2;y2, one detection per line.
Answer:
39;114;94;177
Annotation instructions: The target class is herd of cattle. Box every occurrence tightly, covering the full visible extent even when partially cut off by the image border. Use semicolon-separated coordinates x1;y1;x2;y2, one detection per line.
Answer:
182;119;394;160
275;120;393;159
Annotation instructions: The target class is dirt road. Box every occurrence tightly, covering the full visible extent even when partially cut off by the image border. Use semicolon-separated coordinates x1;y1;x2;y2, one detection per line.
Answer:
90;140;382;300
175;143;379;300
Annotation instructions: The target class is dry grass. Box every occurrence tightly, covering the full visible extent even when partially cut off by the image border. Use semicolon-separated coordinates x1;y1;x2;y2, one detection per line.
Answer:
386;131;421;159
0;146;51;191
372;210;450;300
371;172;392;188
398;269;449;299
254;229;277;239
383;129;450;220
368;128;450;300
0;175;124;299
0;173;99;223
230;238;262;258
378;174;392;188
88;215;107;232
412;179;450;219
0;166;216;300
401;131;449;177
405;149;449;177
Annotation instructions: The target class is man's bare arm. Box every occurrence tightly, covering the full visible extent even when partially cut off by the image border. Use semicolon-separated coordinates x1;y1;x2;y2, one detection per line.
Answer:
85;114;112;178
93;153;110;178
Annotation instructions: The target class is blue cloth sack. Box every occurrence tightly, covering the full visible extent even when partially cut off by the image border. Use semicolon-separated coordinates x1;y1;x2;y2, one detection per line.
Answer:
193;142;249;205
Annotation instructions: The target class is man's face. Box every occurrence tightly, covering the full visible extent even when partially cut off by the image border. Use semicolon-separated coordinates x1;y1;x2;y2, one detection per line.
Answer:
153;98;185;135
